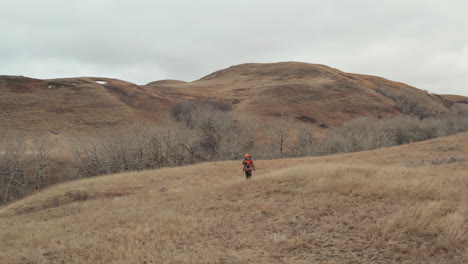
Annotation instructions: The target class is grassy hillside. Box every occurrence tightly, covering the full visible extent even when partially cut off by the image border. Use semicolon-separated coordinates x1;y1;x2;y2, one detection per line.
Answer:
0;76;169;133
147;62;451;127
1;62;453;134
1;132;466;263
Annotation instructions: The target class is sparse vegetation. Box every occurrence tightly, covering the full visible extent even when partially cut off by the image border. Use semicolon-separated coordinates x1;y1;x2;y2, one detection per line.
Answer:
376;86;442;118
3;100;467;205
302;114;468;156
70;102;468;177
0;133;28;204
266;114;293;158
69;103;254;180
1;136;466;263
451;103;468;116
0;133;54;204
404;156;467;167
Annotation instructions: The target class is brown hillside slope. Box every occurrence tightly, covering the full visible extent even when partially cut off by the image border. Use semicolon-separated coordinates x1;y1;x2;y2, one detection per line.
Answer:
440;94;468;104
147;62;450;126
440;94;468;116
2;62;453;134
1;132;466;263
0;76;170;133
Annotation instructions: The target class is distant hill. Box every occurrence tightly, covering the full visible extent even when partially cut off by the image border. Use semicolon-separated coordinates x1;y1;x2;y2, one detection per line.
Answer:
0;76;170;133
146;62;451;126
0;62;454;133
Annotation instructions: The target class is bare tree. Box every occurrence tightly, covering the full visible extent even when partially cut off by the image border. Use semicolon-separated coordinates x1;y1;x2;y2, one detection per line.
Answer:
71;135;108;178
268;114;293;157
375;87;441;119
291;126;315;157
31;135;53;190
158;115;185;166
0;133;28;204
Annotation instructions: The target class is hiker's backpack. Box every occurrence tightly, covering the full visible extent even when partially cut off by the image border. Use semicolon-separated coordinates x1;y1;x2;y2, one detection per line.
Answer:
244;159;253;171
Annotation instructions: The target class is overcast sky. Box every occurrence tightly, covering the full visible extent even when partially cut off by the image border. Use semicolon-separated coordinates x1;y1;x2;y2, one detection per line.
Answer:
1;0;467;95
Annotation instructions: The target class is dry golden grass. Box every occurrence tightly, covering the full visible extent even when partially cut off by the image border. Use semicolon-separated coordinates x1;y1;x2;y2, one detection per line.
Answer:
0;132;467;263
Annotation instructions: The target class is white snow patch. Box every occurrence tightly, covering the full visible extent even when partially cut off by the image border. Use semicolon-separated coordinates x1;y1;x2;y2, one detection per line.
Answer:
48;85;53;88
96;81;108;85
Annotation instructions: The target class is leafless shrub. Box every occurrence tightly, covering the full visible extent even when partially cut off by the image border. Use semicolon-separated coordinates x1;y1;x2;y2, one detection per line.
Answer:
437;145;462;152
267;114;293;158
71;121;166;178
290;126;315;157
430;156;467;166
171;101;253;161
403;159;427;167
157;115;199;166
71;135;108;178
171;100;231;126
0;133;54;205
376;87;441;119
450;104;468;117
0;133;28;204
292;114;468;157
404;156;467;167
31;135;53;189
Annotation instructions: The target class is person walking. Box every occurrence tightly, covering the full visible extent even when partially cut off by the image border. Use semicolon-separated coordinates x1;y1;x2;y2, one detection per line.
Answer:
242;154;255;180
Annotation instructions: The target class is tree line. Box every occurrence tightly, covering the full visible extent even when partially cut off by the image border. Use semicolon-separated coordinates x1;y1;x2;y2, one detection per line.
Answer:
1;100;467;205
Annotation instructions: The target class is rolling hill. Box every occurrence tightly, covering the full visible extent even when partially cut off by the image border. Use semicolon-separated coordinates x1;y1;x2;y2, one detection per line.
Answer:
1;132;466;263
0;76;170;133
147;62;450;126
1;62;453;134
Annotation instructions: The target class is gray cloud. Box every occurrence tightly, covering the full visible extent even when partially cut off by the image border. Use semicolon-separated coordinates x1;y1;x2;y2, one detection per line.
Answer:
1;0;467;95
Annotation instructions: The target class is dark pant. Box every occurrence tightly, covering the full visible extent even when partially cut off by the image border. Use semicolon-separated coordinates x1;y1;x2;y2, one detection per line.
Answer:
245;170;252;179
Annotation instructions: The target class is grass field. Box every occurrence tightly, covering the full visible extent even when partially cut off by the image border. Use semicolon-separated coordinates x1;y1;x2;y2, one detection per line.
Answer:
0;133;467;263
